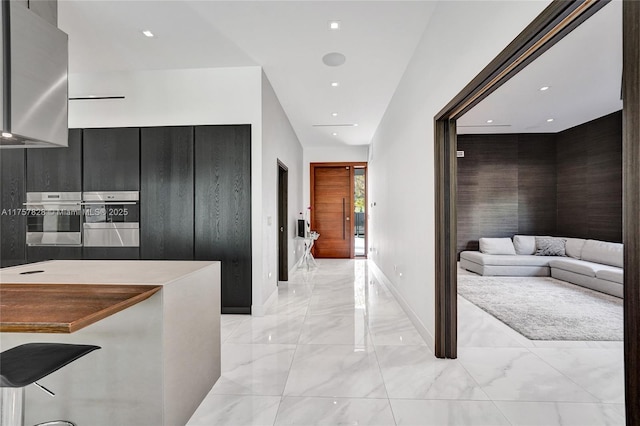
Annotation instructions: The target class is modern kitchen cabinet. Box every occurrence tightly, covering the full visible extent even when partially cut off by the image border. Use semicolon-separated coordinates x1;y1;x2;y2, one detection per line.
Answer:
83;128;140;191
195;125;252;313
82;247;139;260
140;126;194;260
27;246;82;263
0;150;27;267
26;129;82;192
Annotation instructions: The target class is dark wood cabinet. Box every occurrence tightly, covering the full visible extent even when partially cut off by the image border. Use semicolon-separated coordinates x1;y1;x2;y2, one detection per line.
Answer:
27;247;82;263
82;247;139;260
0;150;27;267
140;127;194;260
83;128;140;191
27;129;82;192
195;125;252;314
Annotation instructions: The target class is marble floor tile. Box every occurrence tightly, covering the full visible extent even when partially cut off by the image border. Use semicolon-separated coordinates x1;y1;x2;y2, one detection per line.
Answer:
284;344;387;398
226;315;305;344
187;394;280;426
298;314;371;345
530;347;625;403
494;401;625;426
368;315;426;346
458;347;599;402
212;344;296;396
376;345;489;400
221;314;249;343
390;399;510;426
275;397;395;426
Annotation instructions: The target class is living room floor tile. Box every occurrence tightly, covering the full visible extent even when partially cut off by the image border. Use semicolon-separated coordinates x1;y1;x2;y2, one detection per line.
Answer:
458;348;599;402
530;347;625;403
493;401;625;426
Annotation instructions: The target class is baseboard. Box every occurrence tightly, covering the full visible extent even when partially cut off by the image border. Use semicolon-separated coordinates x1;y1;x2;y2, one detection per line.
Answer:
368;259;435;353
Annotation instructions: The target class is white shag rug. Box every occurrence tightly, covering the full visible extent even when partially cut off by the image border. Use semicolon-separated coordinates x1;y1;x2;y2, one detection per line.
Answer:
457;275;623;341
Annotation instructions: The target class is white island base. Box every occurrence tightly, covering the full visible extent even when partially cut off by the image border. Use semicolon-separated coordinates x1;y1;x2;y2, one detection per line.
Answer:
0;260;221;426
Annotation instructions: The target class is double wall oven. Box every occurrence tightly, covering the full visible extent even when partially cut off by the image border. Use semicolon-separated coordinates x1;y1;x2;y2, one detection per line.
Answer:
24;191;140;247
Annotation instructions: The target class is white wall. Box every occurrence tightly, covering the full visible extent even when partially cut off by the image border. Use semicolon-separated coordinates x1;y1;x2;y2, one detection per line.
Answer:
368;0;551;348
303;145;369;208
256;71;304;315
69;66;271;316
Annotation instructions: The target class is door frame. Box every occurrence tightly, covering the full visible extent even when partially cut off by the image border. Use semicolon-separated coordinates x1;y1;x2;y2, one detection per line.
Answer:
434;0;639;422
277;160;288;282
310;162;367;258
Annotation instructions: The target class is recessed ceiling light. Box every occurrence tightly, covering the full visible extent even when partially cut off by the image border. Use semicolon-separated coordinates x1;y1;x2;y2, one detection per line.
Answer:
2;132;13;138
547;118;554;122
331;82;339;87
354;124;358;127
142;30;154;38
486;119;493;123
329;21;341;30
540;86;550;91
331;112;338;117
332;132;338;136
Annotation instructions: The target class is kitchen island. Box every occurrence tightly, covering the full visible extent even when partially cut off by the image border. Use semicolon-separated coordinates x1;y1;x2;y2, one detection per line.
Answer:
0;260;221;426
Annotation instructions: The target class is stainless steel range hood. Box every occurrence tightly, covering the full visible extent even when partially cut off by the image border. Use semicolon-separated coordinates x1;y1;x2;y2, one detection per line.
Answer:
1;0;68;148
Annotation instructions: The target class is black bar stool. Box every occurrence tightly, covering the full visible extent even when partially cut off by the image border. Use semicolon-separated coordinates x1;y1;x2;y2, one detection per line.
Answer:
0;343;100;426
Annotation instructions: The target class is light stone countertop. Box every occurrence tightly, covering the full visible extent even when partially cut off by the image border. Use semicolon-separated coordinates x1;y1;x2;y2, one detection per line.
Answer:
0;259;216;286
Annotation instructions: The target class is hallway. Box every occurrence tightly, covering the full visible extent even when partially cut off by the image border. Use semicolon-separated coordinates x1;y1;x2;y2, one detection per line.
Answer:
187;259;625;425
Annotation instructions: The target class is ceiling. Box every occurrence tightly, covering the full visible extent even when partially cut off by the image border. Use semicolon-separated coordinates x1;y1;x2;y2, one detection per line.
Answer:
58;1;437;148
458;0;622;135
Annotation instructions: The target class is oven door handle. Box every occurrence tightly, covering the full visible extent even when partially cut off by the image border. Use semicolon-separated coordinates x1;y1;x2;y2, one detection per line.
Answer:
80;202;137;206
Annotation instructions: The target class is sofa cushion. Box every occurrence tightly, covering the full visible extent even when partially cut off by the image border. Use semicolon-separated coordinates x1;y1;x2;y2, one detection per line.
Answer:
535;236;566;256
460;251;554;267
549;258;621;278
513;235;536;255
479;238;516;255
596;269;624;284
581;240;623;268
562;237;587;259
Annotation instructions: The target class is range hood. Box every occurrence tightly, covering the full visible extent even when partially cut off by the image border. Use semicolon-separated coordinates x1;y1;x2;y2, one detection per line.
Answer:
1;1;68;148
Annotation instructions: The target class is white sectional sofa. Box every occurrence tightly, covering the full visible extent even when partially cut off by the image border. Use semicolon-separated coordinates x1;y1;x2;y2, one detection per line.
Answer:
460;236;624;298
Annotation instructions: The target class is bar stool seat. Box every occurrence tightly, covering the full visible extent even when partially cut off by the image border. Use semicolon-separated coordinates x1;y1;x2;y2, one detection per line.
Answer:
0;343;100;426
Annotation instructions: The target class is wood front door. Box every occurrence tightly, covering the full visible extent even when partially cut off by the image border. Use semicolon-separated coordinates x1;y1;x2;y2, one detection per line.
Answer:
311;163;365;258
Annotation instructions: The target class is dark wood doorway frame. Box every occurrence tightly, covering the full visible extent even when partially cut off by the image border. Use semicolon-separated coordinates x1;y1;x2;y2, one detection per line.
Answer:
434;0;639;423
277;160;288;282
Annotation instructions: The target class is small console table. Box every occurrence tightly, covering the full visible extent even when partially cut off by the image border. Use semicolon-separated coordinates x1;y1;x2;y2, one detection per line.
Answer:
296;231;319;270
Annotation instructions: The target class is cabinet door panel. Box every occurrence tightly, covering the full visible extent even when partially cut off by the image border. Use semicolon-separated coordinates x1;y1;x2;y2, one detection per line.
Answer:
82;247;139;260
83;128;140;191
195;125;251;313
1;150;27;267
27;128;82;192
140;127;194;260
27;247;82;263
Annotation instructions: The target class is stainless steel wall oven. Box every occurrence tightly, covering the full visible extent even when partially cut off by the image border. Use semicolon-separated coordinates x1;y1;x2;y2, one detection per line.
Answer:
25;192;83;246
82;191;140;247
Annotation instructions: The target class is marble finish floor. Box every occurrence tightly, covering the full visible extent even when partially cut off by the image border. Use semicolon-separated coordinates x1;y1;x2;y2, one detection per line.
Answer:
187;259;625;425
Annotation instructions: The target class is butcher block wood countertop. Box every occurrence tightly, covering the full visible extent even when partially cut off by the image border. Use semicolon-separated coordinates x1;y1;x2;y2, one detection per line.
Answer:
0;283;161;333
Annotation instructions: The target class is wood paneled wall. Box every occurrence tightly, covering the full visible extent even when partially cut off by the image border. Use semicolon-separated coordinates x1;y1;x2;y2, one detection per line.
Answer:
556;111;622;242
457;111;622;255
456;134;556;254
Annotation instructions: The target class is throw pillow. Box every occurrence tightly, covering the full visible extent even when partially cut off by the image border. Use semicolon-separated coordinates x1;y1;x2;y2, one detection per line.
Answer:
479;237;517;255
535;236;566;256
513;235;536;255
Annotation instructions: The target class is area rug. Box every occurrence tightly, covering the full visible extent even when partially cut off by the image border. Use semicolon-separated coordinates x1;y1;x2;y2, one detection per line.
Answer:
457;275;623;340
